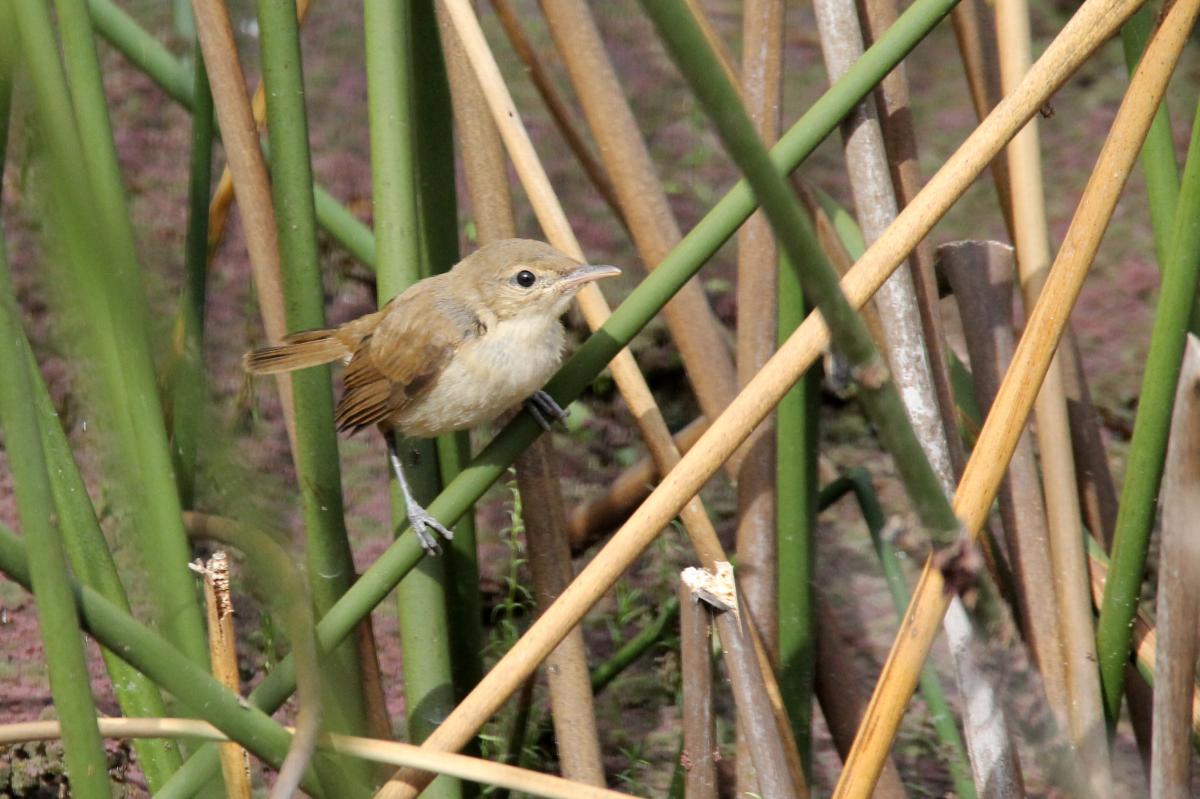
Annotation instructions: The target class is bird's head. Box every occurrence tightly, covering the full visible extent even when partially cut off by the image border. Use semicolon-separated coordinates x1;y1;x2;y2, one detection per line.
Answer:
458;239;621;320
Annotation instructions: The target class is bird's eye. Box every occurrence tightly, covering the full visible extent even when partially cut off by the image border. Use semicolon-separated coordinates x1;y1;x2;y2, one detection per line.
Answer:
515;270;536;288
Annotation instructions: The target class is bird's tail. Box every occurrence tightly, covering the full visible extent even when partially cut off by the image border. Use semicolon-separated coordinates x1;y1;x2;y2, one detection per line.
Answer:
243;329;351;374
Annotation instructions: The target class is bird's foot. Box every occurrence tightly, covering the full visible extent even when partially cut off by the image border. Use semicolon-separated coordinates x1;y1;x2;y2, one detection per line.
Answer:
525;390;569;432
406;503;455;556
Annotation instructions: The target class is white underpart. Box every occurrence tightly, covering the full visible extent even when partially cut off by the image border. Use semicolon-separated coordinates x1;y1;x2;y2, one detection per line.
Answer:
398;313;565;438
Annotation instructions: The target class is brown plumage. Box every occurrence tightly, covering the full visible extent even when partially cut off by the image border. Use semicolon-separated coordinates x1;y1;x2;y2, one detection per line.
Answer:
242;238;620;553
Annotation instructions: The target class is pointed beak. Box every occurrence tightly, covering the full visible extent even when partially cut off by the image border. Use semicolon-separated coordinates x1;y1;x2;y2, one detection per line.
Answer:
559;264;621;288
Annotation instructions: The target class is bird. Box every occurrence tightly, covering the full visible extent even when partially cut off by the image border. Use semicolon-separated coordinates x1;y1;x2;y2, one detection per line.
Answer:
244;238;620;554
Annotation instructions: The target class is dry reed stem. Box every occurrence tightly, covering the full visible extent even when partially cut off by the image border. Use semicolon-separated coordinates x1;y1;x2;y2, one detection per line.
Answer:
1149;335;1200;799
206;0;313;253
1061;348;1120;551
487;0;626;228
860;0;964;475
815;2;1021;792
813;592;907;799
193;553;252;799
994;0;1109;783
519;442;607;785
679;582;717;799
0;719;636;799
378;0;1152;794
735;0;784;636
834;2;1195;793
735;2;785;790
938;241;1068;721
536;0;741;473
190;0;296;451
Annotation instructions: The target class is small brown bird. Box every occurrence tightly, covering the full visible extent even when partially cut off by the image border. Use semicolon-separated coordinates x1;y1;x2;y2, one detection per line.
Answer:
244;239;620;553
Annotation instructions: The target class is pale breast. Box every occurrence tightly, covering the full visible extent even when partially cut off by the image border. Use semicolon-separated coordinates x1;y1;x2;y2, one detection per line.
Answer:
394;315;566;438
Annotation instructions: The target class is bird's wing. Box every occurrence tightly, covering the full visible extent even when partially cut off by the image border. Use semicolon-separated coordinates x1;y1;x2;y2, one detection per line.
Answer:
334;284;470;433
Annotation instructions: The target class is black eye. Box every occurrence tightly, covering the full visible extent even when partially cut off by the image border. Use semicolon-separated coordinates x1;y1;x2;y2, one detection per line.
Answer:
515;270;536;288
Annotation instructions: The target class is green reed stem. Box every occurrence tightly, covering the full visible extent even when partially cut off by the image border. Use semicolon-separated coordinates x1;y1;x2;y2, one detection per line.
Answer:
255;1;377;775
1095;93;1200;725
363;4;461;798
777;251;819;770
13;0;208;668
170;41;213;509
0;62;110;799
1119;8;1179;268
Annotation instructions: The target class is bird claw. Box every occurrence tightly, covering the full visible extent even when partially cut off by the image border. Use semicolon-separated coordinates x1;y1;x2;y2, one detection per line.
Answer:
525;390;569;432
408;507;454;556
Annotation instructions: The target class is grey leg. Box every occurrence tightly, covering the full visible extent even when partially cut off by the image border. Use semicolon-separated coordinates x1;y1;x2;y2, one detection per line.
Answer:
386;434;454;555
525;390;569;432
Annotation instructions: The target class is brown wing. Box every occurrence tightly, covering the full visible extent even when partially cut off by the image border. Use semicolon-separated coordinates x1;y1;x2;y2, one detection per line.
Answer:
334;281;468;434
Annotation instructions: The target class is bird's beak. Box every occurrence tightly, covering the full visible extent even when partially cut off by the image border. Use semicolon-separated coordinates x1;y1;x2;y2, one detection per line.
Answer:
559;264;621;288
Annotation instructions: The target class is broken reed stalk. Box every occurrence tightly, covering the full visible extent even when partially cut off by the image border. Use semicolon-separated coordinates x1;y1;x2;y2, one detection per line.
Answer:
1149;336;1200;799
207;0;312;253
182;512;332;797
833;2;1197;794
1096;87;1200;723
194;554;253;799
0;719;636;799
190;0;297;449
427;3;807;793
813;0;1021;792
487;0;626;227
713;602;798;799
995;0;1109;781
536;0;741;470
938;241;1067;712
363;0;1154;795
679;583;717;799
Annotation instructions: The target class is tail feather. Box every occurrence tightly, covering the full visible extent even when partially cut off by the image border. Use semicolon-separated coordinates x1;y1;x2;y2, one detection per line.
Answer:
243;329;351;374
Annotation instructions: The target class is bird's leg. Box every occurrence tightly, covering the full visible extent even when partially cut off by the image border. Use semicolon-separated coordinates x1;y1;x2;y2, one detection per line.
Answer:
524;390;569;432
385;432;454;555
